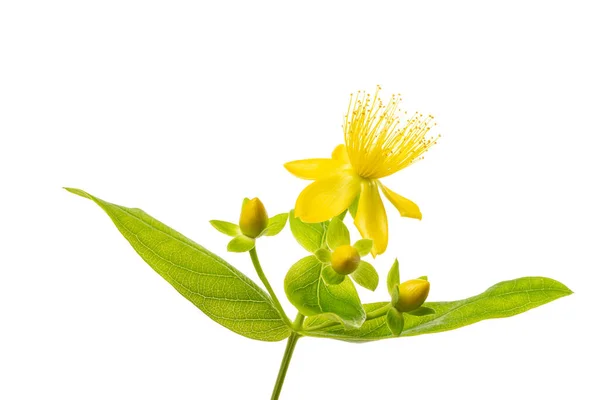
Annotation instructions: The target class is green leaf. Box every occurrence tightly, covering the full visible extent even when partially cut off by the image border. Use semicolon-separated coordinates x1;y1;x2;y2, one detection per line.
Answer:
304;276;572;342
284;255;366;328
353;239;373;257
351;261;379;291
387;259;400;296
209;220;240;237
314;248;332;263
390;284;399;307
289;210;328;252
326;217;350;250
407;306;435;316
386;308;405;336
262;213;288;236
348;194;359;219
66;188;290;342
417;275;428;281
322;265;345;285
227;235;256;252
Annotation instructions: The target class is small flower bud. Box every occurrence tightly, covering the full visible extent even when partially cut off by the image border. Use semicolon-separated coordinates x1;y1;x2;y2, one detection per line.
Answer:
239;198;269;238
394;279;430;312
331;245;360;275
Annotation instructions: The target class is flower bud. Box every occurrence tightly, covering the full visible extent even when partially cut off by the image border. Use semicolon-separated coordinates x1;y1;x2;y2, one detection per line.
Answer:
239;198;269;238
331;245;360;275
394;279;430;312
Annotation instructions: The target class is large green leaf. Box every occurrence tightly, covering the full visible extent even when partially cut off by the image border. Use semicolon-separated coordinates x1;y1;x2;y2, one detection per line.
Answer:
304;277;572;342
66;188;290;342
284;255;366;328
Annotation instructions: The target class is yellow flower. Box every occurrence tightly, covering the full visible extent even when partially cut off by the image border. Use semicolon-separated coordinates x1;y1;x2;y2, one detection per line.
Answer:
285;87;437;256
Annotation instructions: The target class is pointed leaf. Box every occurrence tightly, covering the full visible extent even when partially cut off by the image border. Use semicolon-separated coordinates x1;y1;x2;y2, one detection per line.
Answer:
209;220;240;237
284;255;366;328
326;217;350;250
304;277;572;342
353;239;373;257
289;210;328;253
386;308;405;336
351;261;379;291
322;265;345;285
227;235;256;252
66;188;290;342
387;259;400;296
262;213;288;236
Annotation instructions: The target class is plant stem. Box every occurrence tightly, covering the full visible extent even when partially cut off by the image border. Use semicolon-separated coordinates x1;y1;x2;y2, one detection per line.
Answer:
249;247;293;328
271;314;304;400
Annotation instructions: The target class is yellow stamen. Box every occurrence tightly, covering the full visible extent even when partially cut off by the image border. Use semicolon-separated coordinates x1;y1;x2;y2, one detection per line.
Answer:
343;86;439;179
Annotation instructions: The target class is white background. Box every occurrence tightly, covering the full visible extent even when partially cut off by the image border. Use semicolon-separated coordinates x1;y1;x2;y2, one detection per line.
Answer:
1;1;599;399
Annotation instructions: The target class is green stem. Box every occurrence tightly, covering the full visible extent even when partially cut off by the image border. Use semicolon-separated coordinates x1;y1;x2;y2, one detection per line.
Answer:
249;247;292;328
271;314;304;400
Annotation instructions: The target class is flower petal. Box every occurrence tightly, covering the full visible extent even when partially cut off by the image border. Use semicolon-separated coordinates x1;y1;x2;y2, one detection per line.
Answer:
331;144;350;164
379;183;422;220
284;158;344;180
295;172;361;223
354;180;388;256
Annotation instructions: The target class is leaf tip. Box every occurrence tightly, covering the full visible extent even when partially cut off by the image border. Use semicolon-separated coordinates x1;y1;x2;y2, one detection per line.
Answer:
543;277;574;297
64;187;92;199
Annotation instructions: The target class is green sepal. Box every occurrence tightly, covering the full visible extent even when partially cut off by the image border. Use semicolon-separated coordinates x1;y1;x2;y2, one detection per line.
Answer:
261;213;288;236
322;265;345;285
353;239;373;257
391;284;399;308
407;306;435;316
209;220;240;237
227;235;256;252
417;276;428;281
386;308;405;336
349;194;359;218
387;259;400;296
284;255;366;329
326;217;350;250
351;261;379;291
289;210;328;253
314;248;332;264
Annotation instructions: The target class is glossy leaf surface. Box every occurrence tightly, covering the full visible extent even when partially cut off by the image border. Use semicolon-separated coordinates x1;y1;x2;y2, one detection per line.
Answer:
67;188;290;342
304;277;572;342
284;255;365;328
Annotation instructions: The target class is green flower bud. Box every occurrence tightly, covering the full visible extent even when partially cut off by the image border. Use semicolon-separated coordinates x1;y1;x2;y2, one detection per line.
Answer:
331;245;360;275
239;198;269;238
394;279;430;312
